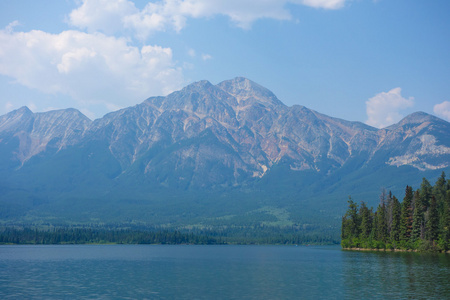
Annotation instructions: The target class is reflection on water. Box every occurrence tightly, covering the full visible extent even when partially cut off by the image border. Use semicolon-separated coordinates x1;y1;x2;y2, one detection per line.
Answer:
343;250;450;300
0;245;448;299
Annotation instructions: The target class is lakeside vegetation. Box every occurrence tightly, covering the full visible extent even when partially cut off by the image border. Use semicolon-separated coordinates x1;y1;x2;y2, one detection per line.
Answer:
0;225;339;245
341;172;450;252
0;227;219;245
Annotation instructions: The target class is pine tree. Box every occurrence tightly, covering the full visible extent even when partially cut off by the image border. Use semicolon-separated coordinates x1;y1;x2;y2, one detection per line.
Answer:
433;172;448;238
386;190;394;234
412;190;424;242
390;196;401;244
400;186;413;244
376;203;388;243
420;177;432;210
426;196;439;242
441;190;450;250
433;172;446;203
370;211;378;242
359;201;372;241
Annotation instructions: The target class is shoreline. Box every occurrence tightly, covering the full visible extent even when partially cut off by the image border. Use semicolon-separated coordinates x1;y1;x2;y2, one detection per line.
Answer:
343;247;450;254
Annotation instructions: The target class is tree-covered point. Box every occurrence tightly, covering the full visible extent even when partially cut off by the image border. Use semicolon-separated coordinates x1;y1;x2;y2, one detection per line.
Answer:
341;172;450;252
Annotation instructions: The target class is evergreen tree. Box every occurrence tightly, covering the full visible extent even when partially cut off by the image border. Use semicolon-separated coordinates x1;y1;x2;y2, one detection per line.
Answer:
400;186;413;244
426;196;439;242
390;196;401;243
370;211;378;242
341;175;450;251
386;190;394;234
376;203;388;243
420;177;432;210
412;190;424;241
433;172;447;203
433;172;448;238
441;190;450;250
341;198;360;240
359;202;372;241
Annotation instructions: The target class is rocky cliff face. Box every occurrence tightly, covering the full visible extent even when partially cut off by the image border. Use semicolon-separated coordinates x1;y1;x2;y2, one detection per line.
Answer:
0;107;91;165
1;77;449;188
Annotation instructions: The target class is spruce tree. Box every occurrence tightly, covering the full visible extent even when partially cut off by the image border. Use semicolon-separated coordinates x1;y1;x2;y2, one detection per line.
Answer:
442;190;450;250
433;172;446;203
341;198;360;242
433;172;448;238
390;196;401;244
426;196;439;242
420;177;432;210
359;202;372;241
400;186;413;244
376;203;388;243
412;190;424;241
370;211;378;243
386;190;394;234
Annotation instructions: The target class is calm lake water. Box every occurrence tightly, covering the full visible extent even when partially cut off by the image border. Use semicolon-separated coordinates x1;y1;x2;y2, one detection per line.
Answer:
0;245;449;299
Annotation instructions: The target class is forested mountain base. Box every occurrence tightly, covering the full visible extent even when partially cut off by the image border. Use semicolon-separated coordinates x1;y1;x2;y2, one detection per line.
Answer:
0;226;339;245
0;227;219;245
341;172;450;252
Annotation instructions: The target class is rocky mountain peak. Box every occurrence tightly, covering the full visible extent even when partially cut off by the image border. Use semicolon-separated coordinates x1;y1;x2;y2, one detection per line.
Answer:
388;111;443;129
1;78;449;189
0;106;35;134
157;79;238;116
217;77;285;107
0;107;92;164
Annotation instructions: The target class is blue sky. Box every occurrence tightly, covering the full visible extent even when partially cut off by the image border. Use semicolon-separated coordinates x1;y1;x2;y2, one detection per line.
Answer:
1;0;449;127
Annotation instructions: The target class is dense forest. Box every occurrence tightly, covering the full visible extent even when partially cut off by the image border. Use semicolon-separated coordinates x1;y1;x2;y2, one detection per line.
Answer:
341;172;450;252
0;225;339;245
0;227;220;245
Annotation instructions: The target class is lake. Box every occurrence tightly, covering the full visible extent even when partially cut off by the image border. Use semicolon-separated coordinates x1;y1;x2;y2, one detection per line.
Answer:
0;245;449;299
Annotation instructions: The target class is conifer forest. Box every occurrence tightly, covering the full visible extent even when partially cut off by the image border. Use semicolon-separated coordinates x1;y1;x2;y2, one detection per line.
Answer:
341;172;450;252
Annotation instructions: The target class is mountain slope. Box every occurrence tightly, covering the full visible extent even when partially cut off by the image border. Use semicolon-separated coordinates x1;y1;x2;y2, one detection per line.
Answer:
0;77;449;230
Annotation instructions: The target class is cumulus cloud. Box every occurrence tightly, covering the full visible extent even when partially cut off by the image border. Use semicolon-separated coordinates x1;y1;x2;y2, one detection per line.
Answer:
366;88;414;128
433;101;450;122
68;0;348;40
0;25;183;116
1;0;349;117
69;0;138;34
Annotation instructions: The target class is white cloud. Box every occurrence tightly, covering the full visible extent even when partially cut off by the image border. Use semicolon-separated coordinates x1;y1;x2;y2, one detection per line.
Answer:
4;102;14;111
69;0;138;35
187;48;196;57
0;26;183;118
366;88;414;128
201;53;212;61
433;101;450;122
297;0;347;10
68;0;349;40
1;0;350;118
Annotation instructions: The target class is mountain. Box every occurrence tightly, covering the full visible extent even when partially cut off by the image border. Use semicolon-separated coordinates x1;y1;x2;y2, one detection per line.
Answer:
1;77;449;233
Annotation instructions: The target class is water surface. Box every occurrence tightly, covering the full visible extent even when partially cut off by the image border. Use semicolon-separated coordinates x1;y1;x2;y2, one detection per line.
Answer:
0;245;448;299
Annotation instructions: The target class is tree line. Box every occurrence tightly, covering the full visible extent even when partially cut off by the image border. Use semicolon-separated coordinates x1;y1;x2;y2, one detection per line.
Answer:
0;224;340;245
0;227;219;245
341;172;450;252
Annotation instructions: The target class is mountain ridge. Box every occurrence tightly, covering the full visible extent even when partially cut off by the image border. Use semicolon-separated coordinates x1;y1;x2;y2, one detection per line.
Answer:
0;77;449;229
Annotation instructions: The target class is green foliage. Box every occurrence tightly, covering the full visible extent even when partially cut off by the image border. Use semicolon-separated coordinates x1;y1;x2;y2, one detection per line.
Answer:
341;173;450;252
390;196;401;243
0;225;340;246
400;186;413;243
0;227;220;245
412;190;424;242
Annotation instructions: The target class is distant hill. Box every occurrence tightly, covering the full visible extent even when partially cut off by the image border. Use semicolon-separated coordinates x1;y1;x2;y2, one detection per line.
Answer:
1;77;449;234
